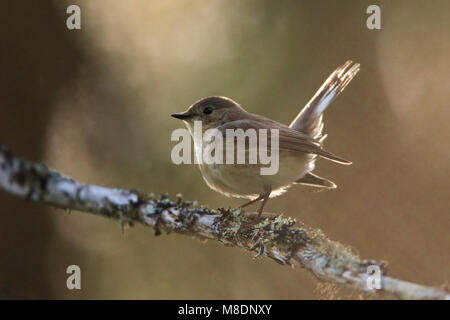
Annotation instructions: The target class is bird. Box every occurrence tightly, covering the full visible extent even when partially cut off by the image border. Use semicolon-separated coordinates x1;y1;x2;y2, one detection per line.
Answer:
171;60;360;217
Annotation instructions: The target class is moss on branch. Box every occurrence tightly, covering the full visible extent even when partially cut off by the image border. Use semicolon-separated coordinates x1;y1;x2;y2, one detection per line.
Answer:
0;145;448;300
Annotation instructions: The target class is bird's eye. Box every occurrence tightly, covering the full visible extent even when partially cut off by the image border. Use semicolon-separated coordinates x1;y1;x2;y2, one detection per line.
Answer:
203;106;213;115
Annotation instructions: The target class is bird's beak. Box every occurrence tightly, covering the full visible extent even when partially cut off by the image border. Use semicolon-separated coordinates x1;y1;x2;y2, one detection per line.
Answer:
171;112;191;120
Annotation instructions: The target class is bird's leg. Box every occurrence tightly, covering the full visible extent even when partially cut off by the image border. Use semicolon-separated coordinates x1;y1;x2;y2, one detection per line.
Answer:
239;187;271;219
256;191;271;218
239;195;263;209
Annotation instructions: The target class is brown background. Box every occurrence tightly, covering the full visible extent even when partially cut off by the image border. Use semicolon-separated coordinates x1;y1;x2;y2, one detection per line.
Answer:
0;0;449;299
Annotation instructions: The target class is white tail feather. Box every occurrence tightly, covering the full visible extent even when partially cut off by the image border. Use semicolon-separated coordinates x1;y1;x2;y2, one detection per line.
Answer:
289;60;360;139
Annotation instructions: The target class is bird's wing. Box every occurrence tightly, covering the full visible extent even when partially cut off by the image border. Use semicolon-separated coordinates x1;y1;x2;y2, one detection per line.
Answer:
277;125;351;164
289;60;360;139
216;120;351;165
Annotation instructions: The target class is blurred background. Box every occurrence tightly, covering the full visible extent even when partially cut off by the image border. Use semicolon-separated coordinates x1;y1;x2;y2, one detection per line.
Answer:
0;0;449;299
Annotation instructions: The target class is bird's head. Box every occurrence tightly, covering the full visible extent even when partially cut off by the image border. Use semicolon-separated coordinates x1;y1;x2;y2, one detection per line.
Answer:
171;96;246;128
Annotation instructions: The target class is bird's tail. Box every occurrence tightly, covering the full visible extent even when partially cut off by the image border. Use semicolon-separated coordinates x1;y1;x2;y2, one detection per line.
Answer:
289;60;360;139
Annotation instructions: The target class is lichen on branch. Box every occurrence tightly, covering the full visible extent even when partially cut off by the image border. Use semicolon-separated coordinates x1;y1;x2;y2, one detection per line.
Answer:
0;145;448;300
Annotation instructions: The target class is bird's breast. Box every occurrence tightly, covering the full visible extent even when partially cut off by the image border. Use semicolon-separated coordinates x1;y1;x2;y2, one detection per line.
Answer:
197;146;315;199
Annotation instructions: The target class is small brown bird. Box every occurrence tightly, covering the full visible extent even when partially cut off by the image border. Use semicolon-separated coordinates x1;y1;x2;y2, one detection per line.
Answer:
172;61;360;216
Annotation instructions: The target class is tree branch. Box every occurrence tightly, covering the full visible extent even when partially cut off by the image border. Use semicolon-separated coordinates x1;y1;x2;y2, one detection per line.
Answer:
0;146;448;300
